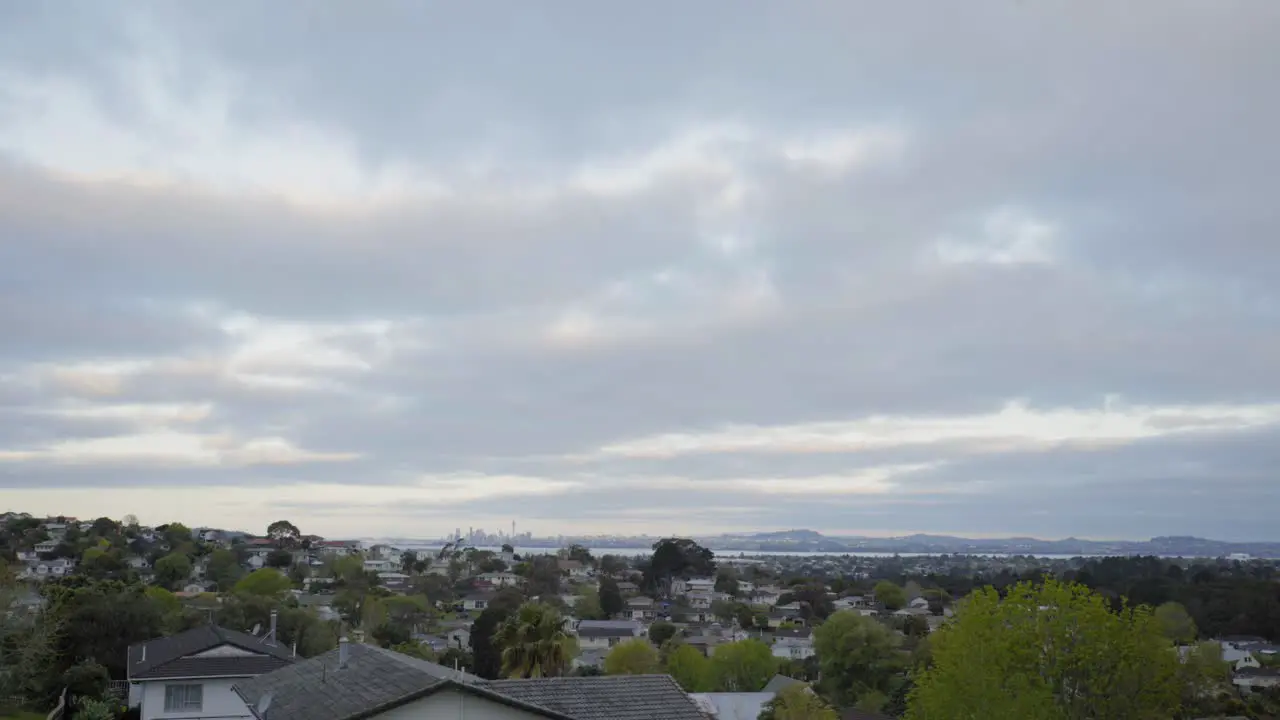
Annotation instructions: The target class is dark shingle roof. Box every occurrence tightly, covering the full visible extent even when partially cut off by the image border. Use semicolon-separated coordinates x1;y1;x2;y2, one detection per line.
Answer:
128;625;295;680
575;620;643;639
484;675;706;720
234;643;482;720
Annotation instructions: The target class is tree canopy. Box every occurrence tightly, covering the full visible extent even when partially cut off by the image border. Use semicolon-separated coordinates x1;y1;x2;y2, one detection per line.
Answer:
495;602;571;678
709;638;775;692
604;638;660;675
645;538;715;594
906;579;1182;720
1154;601;1198;644
873;580;907;611
233;568;293;598
813;609;904;708
267;520;301;548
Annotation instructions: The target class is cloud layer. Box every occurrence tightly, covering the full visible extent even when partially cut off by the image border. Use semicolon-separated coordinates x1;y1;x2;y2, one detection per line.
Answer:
2;1;1278;540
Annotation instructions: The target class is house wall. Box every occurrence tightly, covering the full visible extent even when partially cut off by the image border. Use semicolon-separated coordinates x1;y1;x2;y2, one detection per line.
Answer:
375;688;548;719
771;642;816;660
139;678;253;720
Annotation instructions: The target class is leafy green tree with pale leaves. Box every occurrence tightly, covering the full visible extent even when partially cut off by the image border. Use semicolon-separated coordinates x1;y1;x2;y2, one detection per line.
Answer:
906;579;1182;720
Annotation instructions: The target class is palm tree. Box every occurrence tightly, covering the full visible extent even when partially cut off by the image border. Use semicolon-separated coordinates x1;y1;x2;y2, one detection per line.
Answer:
495;602;571;678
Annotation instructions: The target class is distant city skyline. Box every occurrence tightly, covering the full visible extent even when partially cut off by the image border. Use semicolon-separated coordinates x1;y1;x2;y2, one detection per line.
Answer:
2;4;1278;540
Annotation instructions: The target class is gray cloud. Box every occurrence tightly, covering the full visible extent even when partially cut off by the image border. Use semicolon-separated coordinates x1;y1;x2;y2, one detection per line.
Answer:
1;1;1278;539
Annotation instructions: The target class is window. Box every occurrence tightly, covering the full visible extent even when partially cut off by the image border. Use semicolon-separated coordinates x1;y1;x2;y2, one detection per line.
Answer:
164;684;203;712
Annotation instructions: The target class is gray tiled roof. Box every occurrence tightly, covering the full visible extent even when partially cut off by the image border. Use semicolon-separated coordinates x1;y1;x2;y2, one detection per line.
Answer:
128;625;295;680
761;674;805;693
575;620;643;638
484;675;706;720
234;643;481;720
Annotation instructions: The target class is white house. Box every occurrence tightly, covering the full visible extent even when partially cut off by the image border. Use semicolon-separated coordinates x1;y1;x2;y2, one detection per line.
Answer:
460;592;496;612
574;620;645;651
771;628;815;660
363;558;396;573
477;571;523;588
34;540;59;554
127;624;295;720
627;596;656;621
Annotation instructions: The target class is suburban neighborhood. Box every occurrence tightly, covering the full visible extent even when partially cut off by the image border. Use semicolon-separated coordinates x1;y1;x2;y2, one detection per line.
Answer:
3;511;1280;719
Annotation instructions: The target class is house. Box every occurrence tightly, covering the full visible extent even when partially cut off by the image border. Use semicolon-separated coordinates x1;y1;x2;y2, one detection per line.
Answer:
907;597;930;610
24;558;74;580
686;577;716;593
315;540;361;556
1233;667;1280;691
445;626;471;650
767;608;805;628
461;592;496;612
233;641;707;720
478;571;524;588
615;581;639;595
363;558;396;573
771;628;815;660
575;620;645;651
127;623;295;720
295;594;341;623
627;596;656;621
688;592;714;610
34;540;59;554
684;624;748;657
128;556;152;570
377;572;411;593
558;559;592;580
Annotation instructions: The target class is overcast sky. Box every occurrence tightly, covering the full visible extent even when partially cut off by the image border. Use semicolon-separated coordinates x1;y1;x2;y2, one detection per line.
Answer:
2;2;1278;542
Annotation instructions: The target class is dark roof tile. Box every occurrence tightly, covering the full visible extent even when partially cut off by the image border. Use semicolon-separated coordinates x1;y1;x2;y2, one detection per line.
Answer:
128;625;295;680
484;675;705;720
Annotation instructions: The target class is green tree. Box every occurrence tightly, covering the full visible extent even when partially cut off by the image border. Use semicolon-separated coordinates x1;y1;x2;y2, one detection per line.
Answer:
604;638;660;675
873;580;906;611
813;609;903;707
1154;601;1197;644
206;549;243;589
906;579;1182;720
266;520;301;548
714;567;740;597
495;602;572;678
162;522;192;546
265;549;294;568
759;683;838;720
709;639;775;692
470;588;529;679
599;577;624;618
233;568;293;598
391;640;437;660
644;538;715;594
154;552;193;590
648;620;678;647
665;642;713;692
573;587;604;620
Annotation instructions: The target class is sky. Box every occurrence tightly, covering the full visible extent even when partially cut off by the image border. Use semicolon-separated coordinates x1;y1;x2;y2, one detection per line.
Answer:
1;2;1278;542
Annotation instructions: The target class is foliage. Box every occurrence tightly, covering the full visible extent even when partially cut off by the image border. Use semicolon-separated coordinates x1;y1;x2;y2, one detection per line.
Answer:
709;639;775;692
439;647;474;673
74;696;120;720
570;586;603;620
665;642;713;692
0;587;62;706
265;549;294;569
371;623;411;648
789;584;834;621
470;588;527;679
495;602;572;678
873;580;906;611
390;641;436;660
42;578;167;682
233;568;293;598
644;538;715;594
906;579;1182;720
521;556;563;598
648;620;678;647
759;684;838;720
1154;601;1197;644
266;520;301;548
603;638;660;675
714;567;739;596
563;544;594;566
598;554;628;576
812;609;904;707
153;553;192;590
61;659;109;699
598;577;624;619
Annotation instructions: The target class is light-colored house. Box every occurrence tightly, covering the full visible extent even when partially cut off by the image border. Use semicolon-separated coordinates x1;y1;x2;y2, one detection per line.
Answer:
127;624;295;720
689;692;776;720
1234;667;1280;691
232;642;707;720
34;540;59;554
558;560;592;580
461;592;496;612
771;628;815;660
128;556;151;570
688;592;714;610
477;571;523;588
575;620;646;651
363;558;396;573
315;540;361;556
627;596;656;621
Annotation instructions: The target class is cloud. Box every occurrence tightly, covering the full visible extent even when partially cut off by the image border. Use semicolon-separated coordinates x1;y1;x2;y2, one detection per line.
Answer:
1;1;1277;540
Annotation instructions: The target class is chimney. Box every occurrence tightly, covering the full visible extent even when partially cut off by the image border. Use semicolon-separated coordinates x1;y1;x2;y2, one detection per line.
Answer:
338;637;349;669
267;610;278;645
